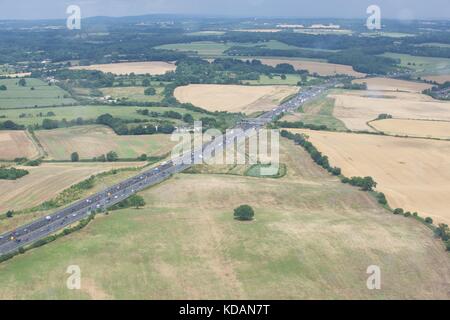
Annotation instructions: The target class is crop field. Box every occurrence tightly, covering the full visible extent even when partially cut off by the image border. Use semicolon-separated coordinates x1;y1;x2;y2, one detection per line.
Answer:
0;162;145;214
100;86;165;103
0;105;203;127
370;119;450;140
35;125;177;160
0;130;40;160
290;129;450;226
353;77;433;93
0;78;75;109
70;61;177;75
331;90;450;131
0;139;448;299
174;84;299;114
258;58;365;77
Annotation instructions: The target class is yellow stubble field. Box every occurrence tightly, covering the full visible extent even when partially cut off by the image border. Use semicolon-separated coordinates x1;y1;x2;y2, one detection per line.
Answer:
370;119;450;139
289;129;450;225
174;84;298;114
331;90;450;131
70;61;176;75
258;58;365;77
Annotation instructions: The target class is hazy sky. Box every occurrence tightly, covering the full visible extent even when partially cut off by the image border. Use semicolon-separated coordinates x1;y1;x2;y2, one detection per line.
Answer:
0;0;449;20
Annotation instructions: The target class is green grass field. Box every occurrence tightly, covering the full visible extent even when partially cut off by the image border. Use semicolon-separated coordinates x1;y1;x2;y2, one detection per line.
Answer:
281;96;347;131
0;105;207;127
0;139;448;299
244;74;302;86
100;86;165;103
156;40;302;56
0;78;76;109
381;52;450;76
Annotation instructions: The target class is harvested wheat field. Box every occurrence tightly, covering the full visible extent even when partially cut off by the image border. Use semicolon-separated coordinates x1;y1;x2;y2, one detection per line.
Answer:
0;131;40;160
36;125;177;160
0;162;144;213
258;58;365;77
0;139;449;299
174;84;298;113
70;61;176;75
370;119;450;139
423;75;450;84
290;129;450;225
331;90;450;131
353;77;433;93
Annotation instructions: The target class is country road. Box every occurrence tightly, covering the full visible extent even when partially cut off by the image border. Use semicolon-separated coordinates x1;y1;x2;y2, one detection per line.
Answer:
0;81;336;257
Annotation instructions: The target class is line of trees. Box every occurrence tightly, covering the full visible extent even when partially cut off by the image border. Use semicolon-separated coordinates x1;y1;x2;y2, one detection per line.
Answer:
96;113;176;135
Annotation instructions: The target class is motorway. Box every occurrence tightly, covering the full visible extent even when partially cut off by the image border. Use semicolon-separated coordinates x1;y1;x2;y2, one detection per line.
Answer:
0;81;337;256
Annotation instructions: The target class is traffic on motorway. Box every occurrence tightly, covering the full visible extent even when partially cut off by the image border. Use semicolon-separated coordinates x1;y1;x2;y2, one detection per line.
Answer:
0;81;337;256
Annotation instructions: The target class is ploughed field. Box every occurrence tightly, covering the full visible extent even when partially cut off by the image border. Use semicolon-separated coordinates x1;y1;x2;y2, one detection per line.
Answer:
289;129;450;226
0;139;448;299
174;84;298;114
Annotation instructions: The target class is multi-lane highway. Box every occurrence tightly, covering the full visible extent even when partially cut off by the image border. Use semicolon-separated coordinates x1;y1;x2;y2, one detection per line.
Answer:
0;81;337;256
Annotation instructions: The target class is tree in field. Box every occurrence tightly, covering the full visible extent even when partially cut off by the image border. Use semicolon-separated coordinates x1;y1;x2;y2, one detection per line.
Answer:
434;224;449;241
138;154;147;161
18;78;26;87
142;78;151;87
0;85;7;90
301;74;308;83
106;151;119;162
144;87;156;96
129;194;145;209
234;205;255;221
71;152;80;162
425;217;433;224
6;210;14;218
280;74;287;80
183;113;194;124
